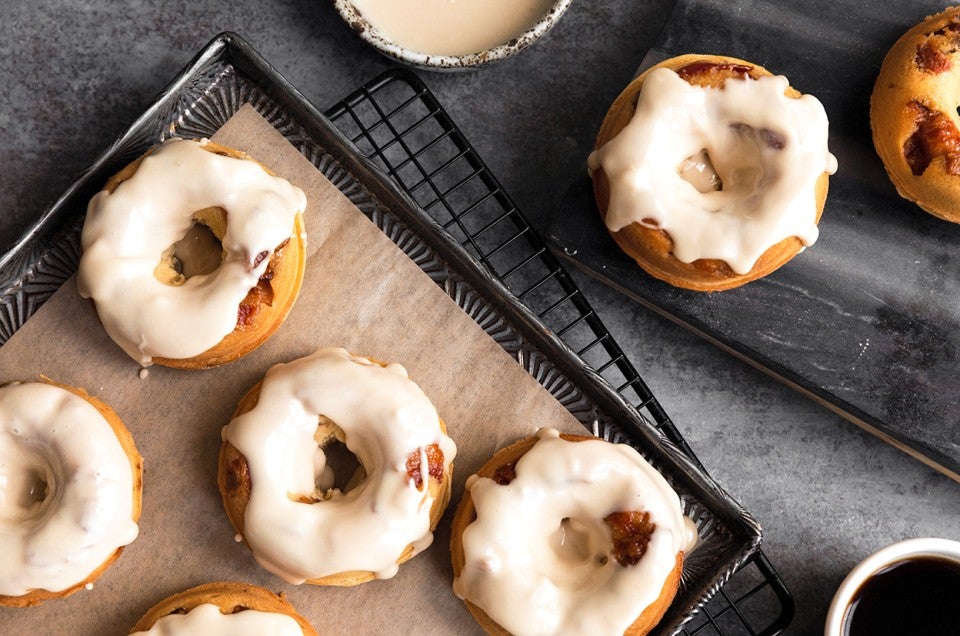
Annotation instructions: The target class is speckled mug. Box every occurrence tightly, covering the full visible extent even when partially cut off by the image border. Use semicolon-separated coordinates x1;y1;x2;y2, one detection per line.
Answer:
333;0;573;70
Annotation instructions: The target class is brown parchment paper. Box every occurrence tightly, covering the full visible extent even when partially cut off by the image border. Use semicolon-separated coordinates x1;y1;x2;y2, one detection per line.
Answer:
0;105;584;635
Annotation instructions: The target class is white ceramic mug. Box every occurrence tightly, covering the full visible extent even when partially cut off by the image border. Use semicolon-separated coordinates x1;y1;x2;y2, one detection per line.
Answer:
824;537;960;635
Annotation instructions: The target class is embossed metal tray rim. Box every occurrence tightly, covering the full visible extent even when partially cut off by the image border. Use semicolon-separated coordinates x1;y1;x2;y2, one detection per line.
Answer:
0;32;762;635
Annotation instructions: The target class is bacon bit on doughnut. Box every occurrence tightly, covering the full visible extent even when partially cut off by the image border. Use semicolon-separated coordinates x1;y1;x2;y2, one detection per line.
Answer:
915;42;952;74
604;511;657;567
236;302;255;327
236;263;277;327
677;61;754;89
903;101;960;176
492;461;517;485
236;238;289;327
405;444;445;489
237;282;269;326
224;455;249;494
251;250;269;269
927;18;960;38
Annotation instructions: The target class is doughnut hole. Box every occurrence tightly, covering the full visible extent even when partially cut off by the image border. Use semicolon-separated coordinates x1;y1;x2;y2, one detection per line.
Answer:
678;124;787;206
553;517;612;565
153;206;227;286
282;414;447;504
304;416;366;501
511;515;613;592
545;511;658;588
0;440;58;531
677;148;722;194
723;123;786;195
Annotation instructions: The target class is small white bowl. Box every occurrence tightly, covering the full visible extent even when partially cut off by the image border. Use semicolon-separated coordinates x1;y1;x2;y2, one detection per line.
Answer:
824;537;960;635
333;0;574;70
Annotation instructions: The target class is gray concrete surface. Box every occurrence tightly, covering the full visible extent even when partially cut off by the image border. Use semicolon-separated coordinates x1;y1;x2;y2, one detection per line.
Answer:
1;1;958;633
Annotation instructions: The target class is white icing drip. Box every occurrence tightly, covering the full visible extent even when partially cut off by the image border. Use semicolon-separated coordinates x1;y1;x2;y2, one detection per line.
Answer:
0;382;138;596
77;138;307;365
129;603;304;636
221;348;457;583
453;430;685;635
684;516;700;553
350;0;555;56
588;68;837;275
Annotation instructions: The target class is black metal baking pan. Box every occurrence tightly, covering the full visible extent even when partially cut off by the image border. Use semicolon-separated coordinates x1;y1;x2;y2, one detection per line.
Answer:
0;32;764;634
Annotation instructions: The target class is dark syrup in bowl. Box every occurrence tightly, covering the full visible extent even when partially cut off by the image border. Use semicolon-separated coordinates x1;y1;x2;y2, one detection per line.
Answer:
843;556;960;635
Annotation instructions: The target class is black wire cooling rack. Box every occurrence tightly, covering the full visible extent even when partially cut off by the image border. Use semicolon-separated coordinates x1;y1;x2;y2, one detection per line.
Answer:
324;68;794;636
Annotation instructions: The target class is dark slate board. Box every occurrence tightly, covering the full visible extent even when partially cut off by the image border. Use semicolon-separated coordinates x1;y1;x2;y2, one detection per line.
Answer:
547;0;960;477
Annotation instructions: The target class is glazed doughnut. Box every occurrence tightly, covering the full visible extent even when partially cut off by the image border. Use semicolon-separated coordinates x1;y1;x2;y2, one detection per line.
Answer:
77;138;307;369
871;7;960;223
218;347;456;585
0;380;142;607
128;581;319;635
451;429;695;636
589;54;837;291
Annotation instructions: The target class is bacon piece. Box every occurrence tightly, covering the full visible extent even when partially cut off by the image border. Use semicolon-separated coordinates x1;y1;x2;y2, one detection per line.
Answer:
235;260;278;327
604;511;657;566
224;455;249;494
677;61;754;88
492;461;517;485
903;101;960;176
405;444;445;490
915;42;952;74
